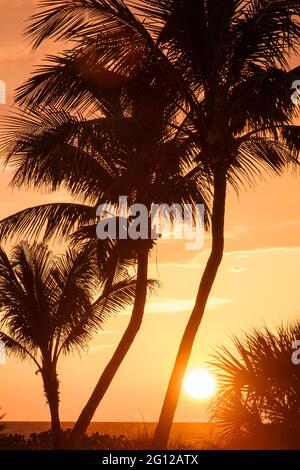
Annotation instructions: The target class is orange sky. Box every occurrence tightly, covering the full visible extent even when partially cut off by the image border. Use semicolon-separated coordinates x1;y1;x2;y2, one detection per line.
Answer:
0;1;300;423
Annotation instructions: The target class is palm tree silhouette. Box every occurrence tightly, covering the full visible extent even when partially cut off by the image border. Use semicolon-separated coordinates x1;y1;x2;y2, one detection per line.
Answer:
209;324;300;449
19;0;300;448
2;0;300;447
0;241;138;448
0;21;208;442
132;1;300;447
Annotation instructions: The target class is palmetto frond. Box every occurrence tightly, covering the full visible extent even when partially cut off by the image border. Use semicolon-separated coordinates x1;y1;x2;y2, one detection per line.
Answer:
209;324;300;447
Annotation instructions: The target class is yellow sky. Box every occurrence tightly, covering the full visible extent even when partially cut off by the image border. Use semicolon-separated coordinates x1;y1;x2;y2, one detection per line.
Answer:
0;1;300;422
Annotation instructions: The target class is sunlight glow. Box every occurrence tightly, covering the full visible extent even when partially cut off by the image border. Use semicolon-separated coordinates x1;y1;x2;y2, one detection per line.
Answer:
184;369;216;400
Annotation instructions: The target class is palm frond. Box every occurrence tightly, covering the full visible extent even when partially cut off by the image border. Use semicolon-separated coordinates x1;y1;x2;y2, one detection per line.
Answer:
209;323;300;448
0;203;96;243
27;0;144;47
0;331;41;369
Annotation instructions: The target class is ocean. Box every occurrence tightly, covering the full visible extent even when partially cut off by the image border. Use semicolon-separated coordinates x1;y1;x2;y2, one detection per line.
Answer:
2;422;215;448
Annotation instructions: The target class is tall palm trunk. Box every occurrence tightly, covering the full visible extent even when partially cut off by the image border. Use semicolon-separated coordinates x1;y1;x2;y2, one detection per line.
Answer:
70;246;149;445
152;168;227;449
43;367;62;449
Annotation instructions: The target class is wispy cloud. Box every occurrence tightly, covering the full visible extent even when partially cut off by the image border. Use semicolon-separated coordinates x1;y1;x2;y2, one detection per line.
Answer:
268;219;300;230
89;344;114;353
148;261;205;270
229;267;248;273
98;330;118;335
120;297;232;316
146;299;194;314
207;297;233;309
226;246;300;258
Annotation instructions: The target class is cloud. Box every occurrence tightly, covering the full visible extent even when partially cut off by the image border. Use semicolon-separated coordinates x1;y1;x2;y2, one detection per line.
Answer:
268;220;300;230
89;344;114;353
98;330;118;335
188;245;300;265
146;299;194;314
226;246;300;258
149;261;205;270
207;298;233;309
120;297;232;316
229;267;248;273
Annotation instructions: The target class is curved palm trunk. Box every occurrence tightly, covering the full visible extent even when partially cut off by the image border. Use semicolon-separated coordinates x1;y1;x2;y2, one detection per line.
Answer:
152;169;227;449
70;247;149;445
43;367;62;449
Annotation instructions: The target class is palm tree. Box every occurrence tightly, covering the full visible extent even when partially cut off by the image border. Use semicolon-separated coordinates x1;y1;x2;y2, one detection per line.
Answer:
4;0;300;447
131;1;300;447
0;17;208;443
209;323;300;450
0;241;137;449
16;0;300;448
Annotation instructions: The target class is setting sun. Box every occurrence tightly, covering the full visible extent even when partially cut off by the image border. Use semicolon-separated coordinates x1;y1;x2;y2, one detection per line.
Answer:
184;369;216;400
